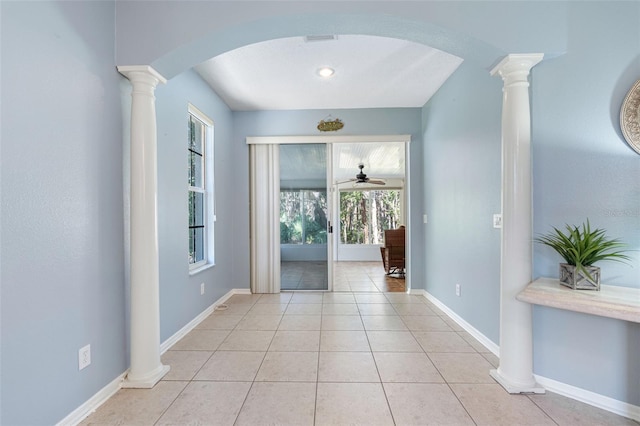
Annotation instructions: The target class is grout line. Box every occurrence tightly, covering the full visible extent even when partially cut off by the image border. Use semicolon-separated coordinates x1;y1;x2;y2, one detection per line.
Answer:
85;267;634;425
445;381;479;426
151;380;190;426
526;394;561;426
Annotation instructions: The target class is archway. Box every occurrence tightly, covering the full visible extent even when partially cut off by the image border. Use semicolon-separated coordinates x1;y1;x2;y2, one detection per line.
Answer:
117;8;542;396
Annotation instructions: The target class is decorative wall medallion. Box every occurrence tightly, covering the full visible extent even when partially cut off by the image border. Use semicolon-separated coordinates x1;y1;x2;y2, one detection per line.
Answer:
317;117;344;132
620;79;640;155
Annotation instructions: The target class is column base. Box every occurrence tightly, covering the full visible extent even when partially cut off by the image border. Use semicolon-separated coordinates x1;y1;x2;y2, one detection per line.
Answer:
490;369;545;394
122;364;170;389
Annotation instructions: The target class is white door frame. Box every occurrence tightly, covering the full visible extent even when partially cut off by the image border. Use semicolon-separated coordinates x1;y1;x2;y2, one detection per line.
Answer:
246;134;412;292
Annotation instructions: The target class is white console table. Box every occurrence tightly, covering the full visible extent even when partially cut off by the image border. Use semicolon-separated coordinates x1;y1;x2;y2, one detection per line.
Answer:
517;278;640;323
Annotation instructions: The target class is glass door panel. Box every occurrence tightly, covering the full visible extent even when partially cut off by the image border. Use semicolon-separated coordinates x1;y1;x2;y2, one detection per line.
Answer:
279;144;329;290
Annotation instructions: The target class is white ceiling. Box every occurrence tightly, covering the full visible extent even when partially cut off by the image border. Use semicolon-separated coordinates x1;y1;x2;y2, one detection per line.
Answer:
197;34;451;186
195;34;463;111
334;142;405;180
280;142;405;184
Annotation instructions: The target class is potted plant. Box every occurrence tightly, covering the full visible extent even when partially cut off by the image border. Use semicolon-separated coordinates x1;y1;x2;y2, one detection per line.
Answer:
535;220;631;291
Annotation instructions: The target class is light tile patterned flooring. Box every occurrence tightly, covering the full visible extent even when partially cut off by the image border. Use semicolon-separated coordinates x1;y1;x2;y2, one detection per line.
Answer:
82;290;638;425
282;261;406;292
281;261;328;290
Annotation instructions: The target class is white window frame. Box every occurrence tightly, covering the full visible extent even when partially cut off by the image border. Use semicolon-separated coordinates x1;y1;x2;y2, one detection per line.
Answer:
188;104;215;273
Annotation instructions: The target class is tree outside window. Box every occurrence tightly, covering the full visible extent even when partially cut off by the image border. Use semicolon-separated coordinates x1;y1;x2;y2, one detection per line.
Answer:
339;190;401;244
280;190;327;244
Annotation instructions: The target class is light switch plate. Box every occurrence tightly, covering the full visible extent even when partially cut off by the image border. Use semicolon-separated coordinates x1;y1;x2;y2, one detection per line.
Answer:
493;214;502;228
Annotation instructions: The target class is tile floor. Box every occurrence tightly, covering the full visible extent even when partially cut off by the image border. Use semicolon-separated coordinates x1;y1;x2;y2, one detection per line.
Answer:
282;261;406;292
82;290;639;425
281;261;328;291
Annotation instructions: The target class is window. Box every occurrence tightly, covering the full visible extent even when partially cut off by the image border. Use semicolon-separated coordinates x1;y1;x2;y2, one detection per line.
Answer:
339;190;401;244
280;190;327;244
188;105;214;269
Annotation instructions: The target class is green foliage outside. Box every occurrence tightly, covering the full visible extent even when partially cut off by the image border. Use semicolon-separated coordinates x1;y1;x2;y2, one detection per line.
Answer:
279;189;401;246
340;190;401;244
280;190;327;244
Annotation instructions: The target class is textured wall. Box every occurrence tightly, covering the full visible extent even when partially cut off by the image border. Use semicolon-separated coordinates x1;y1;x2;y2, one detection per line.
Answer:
2;2;638;425
1;2;126;424
422;1;639;406
530;2;640;405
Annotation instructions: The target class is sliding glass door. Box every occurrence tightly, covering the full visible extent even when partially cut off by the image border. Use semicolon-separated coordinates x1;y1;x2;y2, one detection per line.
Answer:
279;144;330;290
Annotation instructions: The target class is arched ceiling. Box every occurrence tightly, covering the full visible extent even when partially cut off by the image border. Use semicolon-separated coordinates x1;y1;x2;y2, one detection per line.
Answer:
117;3;569;80
195;35;463;111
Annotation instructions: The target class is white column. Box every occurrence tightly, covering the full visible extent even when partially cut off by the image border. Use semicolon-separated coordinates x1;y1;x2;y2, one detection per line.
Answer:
490;54;545;394
117;65;170;388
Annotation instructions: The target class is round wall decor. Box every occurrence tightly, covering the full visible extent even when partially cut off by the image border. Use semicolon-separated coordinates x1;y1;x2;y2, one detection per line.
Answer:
620;79;640;155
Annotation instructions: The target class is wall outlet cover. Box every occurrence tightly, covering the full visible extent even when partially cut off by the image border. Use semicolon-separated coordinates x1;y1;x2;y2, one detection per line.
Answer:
79;344;91;370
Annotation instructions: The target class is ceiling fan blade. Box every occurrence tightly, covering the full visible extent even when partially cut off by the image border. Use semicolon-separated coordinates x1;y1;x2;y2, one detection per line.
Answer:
369;180;386;185
334;178;357;185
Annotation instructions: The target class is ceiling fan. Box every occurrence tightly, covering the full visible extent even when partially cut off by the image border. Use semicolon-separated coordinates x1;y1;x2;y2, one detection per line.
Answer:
336;164;386;186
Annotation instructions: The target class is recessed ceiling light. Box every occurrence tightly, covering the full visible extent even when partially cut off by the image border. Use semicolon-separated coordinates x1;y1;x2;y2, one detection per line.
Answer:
317;67;335;78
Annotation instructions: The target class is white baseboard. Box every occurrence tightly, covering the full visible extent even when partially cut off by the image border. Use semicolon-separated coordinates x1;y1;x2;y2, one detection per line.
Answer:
415;289;639;422
418;289;499;356
61;288;248;425
56;371;126;426
160;288;246;354
534;374;640;422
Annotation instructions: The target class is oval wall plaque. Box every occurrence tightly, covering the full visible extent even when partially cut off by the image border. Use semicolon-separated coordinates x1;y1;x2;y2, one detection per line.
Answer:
620;79;640;155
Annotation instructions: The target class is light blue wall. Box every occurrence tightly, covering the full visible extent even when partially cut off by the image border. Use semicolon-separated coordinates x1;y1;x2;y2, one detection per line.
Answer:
1;2;638;425
1;2;126;424
531;2;640;286
115;1;579;79
155;70;237;342
530;2;640;405
421;62;503;343
233;108;424;288
422;1;639;406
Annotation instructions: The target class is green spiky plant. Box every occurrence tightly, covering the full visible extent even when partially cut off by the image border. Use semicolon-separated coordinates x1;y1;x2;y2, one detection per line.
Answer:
535;220;631;281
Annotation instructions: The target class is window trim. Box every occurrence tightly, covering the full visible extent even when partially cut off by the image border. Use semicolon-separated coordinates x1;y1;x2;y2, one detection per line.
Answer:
188;103;215;270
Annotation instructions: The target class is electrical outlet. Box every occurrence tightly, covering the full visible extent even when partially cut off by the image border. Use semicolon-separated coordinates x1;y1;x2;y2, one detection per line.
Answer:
200;283;205;295
79;344;91;370
455;283;461;297
493;214;503;228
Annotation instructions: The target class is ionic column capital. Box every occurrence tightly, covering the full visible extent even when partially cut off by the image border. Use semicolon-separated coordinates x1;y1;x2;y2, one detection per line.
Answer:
118;65;167;85
491;54;544;88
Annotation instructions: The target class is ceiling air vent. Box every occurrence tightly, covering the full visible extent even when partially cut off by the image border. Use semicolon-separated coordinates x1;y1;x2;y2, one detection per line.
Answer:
304;35;337;43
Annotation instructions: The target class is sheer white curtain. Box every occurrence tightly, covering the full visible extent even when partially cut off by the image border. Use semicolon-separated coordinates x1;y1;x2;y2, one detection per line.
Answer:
249;144;280;293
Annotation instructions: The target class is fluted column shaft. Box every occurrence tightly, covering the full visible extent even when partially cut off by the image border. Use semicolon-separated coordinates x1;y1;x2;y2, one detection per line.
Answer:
490;54;545;394
117;65;170;388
